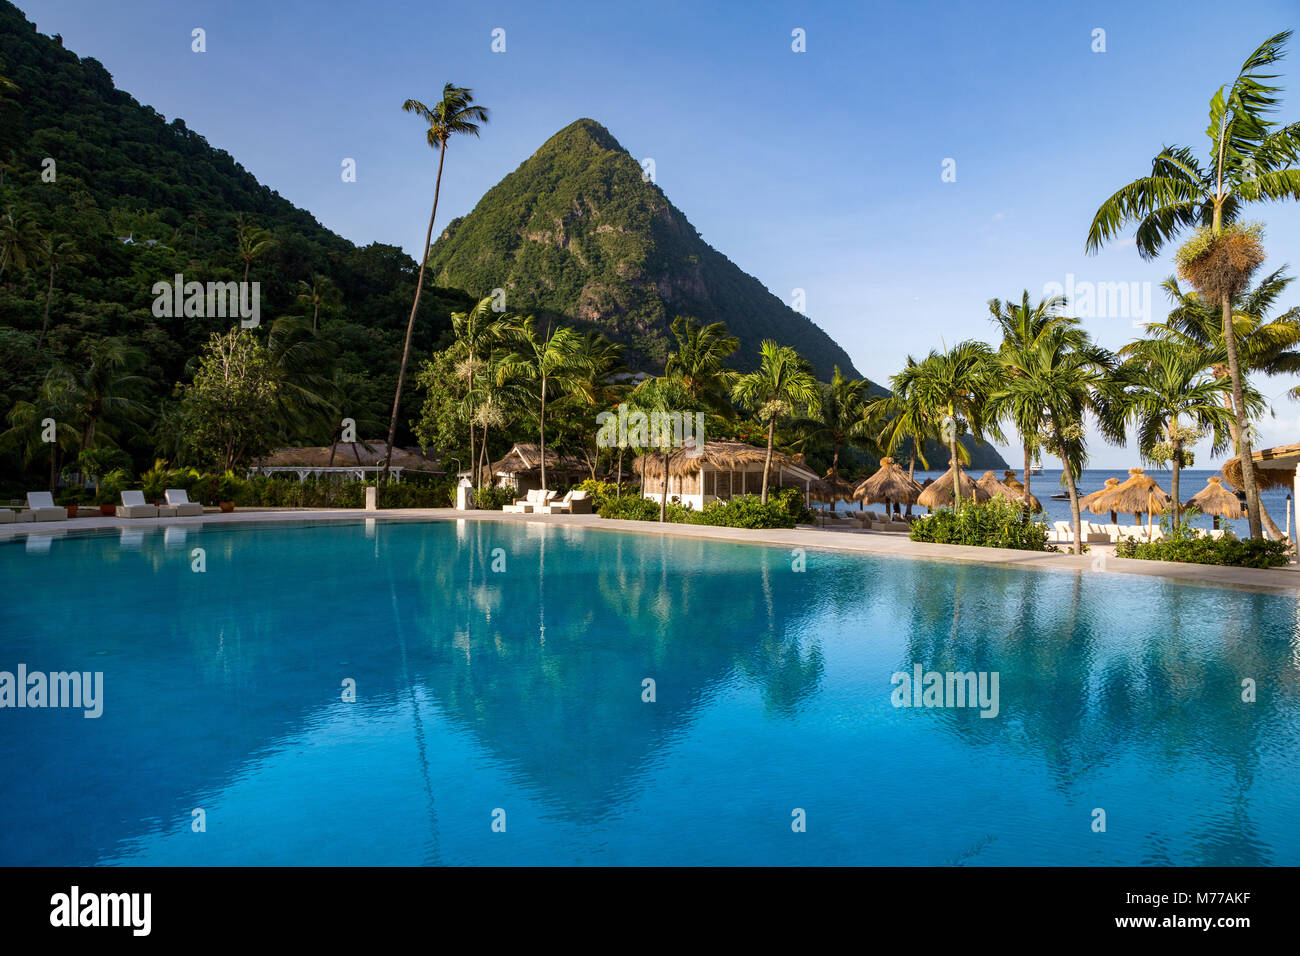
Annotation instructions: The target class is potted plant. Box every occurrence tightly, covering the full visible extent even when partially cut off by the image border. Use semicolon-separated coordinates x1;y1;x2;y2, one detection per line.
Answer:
216;473;240;513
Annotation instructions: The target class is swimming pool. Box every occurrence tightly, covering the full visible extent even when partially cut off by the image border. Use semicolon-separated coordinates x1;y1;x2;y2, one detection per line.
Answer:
1;518;1296;865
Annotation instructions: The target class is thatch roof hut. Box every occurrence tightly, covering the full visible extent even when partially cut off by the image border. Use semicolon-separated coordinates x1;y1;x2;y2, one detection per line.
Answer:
634;440;807;478
1080;477;1122;518
632;440;821;506
813;470;856;506
976;470;1042;512
1090;468;1172;516
854;457;922;508
1223;442;1300;492
917;460;991;509
1184;476;1246;519
260;441;441;471
489;443;588;491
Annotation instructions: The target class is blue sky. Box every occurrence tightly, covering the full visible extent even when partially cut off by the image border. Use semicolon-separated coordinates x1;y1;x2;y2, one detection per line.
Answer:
17;0;1300;468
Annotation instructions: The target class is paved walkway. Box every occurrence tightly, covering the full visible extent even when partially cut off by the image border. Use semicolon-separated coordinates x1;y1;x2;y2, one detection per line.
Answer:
3;506;1297;596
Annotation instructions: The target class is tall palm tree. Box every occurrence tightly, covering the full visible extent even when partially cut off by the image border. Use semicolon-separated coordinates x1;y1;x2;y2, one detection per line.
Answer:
381;84;489;488
36;235;83;350
496;317;593;492
50;338;150;456
1108;340;1237;528
0;207;38;278
450;294;506;489
866;357;936;481
296;274;340;331
235;221;275;284
664;316;740;413
992;328;1115;554
1086;31;1300;538
575;330;628;479
911;340;999;505
794;366;872;488
1;375;81;491
264;317;335;443
987;291;1081;508
731;341;822;503
1143;272;1296;535
628;375;696;522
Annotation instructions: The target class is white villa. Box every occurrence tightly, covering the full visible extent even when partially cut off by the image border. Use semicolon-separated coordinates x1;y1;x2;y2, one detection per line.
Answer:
634;440;822;510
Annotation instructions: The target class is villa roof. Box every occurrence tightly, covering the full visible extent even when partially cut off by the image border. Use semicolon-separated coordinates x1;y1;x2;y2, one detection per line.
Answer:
634;440;819;482
1223;441;1300;492
260;441;441;470
490;443;586;475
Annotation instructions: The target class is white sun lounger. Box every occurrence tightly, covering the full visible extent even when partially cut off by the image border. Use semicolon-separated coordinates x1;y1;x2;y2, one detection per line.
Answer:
117;489;158;519
23;491;67;522
502;489;555;514
164;488;205;516
538;489;592;514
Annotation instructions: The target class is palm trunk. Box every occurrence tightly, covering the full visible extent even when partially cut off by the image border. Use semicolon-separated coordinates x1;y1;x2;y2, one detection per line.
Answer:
49;441;57;492
1222;292;1262;538
243;259;250;285
1022;443;1032;516
1061;443;1083;555
38;262;54;349
615;445;624;497
760;417;775;504
538;383;547;492
659;448;668;522
313;302;319;332
382;139;447;489
1170;437;1182;529
468;419;476;491
948;436;960;506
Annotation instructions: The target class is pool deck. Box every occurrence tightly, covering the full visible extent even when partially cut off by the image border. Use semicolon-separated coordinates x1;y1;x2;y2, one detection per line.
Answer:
3;506;1298;596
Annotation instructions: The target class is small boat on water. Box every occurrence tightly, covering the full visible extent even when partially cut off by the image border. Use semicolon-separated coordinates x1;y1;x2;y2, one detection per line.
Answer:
1027;465;1044;476
1050;492;1069;500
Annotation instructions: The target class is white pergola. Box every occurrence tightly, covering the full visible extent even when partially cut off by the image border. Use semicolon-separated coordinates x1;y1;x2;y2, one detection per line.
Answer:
246;465;411;483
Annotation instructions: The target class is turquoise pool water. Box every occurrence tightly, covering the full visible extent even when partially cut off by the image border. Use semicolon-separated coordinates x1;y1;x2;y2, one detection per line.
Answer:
1;518;1297;866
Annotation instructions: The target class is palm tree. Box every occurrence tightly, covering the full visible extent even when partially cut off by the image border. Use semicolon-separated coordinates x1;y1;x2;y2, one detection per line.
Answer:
496;317;593;492
50;338;150;457
450;294;506;489
987;291;1081;509
1108;340;1237;528
574;330;628;479
992;328;1115;554
1;375;81;491
235;221;275;284
911;341;999;505
264;317;335;443
0;207;38;278
1143;272;1296;535
866;357;936;481
296;274;340;331
664;316;740;413
381;84;489;488
627;375;696;522
36;235;83;349
1086;31;1300;538
794;366;872;493
731;341;822;503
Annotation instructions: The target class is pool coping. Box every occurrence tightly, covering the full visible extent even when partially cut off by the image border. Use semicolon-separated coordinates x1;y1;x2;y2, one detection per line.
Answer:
3;506;1297;597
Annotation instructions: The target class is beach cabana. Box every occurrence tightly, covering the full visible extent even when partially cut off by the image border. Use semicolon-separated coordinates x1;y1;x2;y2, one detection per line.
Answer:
1080;477;1122;523
1224;442;1299;538
489;443;588;493
251;440;443;483
999;470;1043;512
976;470;1041;512
1090;468;1171;539
917;460;991;510
1184;476;1245;529
634;440;820;510
854;457;922;517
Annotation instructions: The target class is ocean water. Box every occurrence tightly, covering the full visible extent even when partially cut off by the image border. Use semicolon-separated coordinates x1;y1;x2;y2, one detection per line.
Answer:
0;518;1296;866
848;468;1294;536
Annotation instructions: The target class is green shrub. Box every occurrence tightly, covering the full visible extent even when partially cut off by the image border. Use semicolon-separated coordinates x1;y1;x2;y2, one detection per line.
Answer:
1115;526;1292;568
598;494;669;522
577;478;618;511
474;484;516;510
694;494;797;529
909;497;1051;551
768;485;816;524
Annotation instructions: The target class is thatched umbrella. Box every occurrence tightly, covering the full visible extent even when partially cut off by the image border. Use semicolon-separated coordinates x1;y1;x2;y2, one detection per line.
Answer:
1184;476;1245;529
976;470;1042;513
812;471;855;512
1080;477;1122;523
1002;470;1025;492
1090;468;1172;539
918;460;991;510
854;457;922;517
